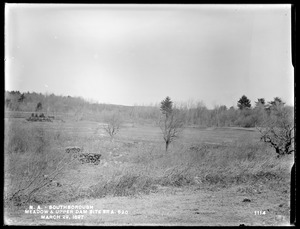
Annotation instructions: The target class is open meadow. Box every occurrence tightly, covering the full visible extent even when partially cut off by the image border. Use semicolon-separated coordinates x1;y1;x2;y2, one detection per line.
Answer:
4;115;293;226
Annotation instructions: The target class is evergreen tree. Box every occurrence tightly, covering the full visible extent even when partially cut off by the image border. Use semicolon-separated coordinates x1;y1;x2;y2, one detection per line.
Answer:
36;102;43;112
160;96;173;117
269;97;285;107
255;98;265;107
18;93;25;103
237;95;251;110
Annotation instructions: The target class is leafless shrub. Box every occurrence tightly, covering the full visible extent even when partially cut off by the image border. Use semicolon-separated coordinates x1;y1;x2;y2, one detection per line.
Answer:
7;153;76;205
5;124;76;206
159;109;184;151
103;112;122;141
257;106;294;158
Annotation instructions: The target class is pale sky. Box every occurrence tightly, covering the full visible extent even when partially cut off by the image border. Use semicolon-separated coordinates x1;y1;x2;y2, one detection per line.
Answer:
5;4;294;108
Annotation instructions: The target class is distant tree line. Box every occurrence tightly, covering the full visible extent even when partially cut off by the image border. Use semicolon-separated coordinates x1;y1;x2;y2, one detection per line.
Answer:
5;91;293;128
173;95;293;128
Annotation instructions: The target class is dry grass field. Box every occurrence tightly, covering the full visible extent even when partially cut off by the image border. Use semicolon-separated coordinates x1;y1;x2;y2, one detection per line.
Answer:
4;116;293;226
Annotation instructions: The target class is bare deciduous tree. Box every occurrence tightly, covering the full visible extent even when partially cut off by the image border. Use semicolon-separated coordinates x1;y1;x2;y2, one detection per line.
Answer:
103;113;122;141
257;104;294;158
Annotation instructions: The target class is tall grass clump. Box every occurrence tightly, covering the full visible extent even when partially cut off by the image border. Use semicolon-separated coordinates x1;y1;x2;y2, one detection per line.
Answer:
5;122;33;154
4;121;74;206
193;135;294;188
78;165;158;200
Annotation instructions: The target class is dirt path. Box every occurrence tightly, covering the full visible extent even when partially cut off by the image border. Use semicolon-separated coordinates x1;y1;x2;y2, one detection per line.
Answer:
4;186;290;226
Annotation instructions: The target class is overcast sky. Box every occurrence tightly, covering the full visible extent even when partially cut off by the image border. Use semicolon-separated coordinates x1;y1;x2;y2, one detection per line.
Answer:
5;4;293;108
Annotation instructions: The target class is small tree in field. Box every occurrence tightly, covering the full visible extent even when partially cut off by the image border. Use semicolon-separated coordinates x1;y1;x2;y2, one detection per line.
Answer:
103;112;122;141
159;96;184;151
257;103;294;158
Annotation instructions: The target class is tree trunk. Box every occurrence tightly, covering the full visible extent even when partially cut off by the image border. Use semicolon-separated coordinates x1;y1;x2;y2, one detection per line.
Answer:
165;141;169;152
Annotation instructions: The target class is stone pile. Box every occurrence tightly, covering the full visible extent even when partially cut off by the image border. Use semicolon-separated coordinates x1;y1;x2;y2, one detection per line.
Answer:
27;113;54;122
65;146;101;165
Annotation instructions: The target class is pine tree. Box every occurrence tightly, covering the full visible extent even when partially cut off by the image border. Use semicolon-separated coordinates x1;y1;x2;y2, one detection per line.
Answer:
160;96;173;117
237;95;251;110
36;102;43;112
269;97;285;107
255;98;265;107
18;93;25;103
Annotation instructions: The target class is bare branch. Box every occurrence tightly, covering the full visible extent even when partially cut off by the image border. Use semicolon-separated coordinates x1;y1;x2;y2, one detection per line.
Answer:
159;107;184;151
103;112;122;141
257;108;294;157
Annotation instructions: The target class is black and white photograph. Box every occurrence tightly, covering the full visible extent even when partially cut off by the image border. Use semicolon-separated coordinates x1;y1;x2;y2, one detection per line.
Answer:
4;4;294;226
